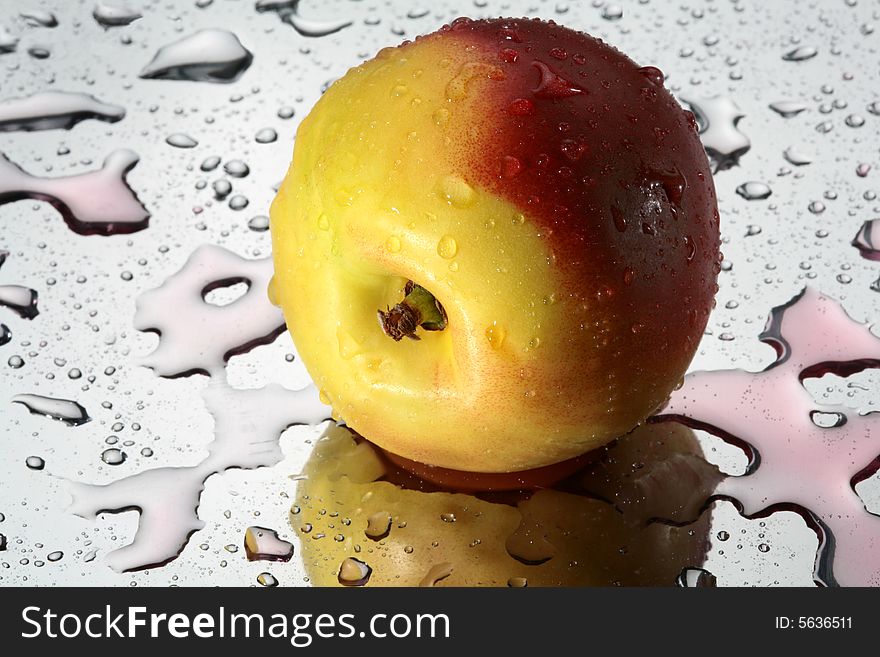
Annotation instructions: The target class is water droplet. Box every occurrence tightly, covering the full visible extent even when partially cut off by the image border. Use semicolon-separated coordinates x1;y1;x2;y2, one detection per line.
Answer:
228;194;249;211
256;572;279;587
637;66;664;86
677;567;717;587
852;219;880;260
12;394;90;426
682;96;750;172
500;155;523;178
46;550;63;562
437;235;458;259
101;448;127;465
440;512;456;523
384;235;401;253
223;160;249;178
508;98;534;116
418;562;454;587
845;114;865;128
93;3;142;28
485;322;507;349
507;577;528;587
248;215;270;232
782;46;818;62
244;526;294;562
769;101;807;118
255;128;277;143
140;29;253;83
26;51;54;68
783;146;812;166
200;156;221;172
717;530;730;541
446;61;505;101
20;10;58;28
808;201;825;214
7;355;24;369
810;410;847;428
0;285;38;319
25;456;45;470
166;133;198;148
67;368;82;379
736;181;772;200
256;0;352;37
600;4;624;20
338;558;372;586
532;61;583;98
440;175;474;207
0;24;17;53
0;91;125;132
365;511;392;540
856;163;871;177
277;106;295;119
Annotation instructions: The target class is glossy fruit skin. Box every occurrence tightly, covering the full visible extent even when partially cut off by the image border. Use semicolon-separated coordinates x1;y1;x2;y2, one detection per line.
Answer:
270;17;720;473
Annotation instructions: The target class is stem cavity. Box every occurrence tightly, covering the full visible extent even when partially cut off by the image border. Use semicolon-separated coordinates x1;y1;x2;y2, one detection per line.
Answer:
378;281;447;341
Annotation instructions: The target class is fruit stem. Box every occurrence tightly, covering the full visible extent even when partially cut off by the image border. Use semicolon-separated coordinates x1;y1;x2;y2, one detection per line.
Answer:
378;281;447;341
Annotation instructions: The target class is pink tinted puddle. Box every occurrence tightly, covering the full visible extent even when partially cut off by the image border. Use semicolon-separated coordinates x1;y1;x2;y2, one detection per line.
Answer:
658;287;880;586
133;244;285;377
67;244;329;572
0;149;149;235
68;381;328;572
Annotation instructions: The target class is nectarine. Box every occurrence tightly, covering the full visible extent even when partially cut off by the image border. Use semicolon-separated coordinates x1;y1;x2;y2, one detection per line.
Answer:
270;17;720;472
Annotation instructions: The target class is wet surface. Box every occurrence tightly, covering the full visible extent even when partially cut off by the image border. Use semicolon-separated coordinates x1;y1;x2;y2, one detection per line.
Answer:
1;0;879;586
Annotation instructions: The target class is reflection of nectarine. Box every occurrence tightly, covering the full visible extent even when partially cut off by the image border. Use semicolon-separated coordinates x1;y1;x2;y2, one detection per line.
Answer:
271;17;720;472
293;422;718;586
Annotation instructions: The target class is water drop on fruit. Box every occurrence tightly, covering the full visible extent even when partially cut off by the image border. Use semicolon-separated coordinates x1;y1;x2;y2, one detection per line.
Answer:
532;61;583;98
446;61;505;101
508;98;534;115
485;322;507;349
501;155;523;178
637;66;664;86
440;175;474;207
437;235;458;259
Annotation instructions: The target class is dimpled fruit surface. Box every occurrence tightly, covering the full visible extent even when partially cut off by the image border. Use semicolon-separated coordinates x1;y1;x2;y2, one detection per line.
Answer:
270;17;720;473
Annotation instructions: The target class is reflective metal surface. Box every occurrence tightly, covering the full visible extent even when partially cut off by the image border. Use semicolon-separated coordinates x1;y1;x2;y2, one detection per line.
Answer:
1;0;879;586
